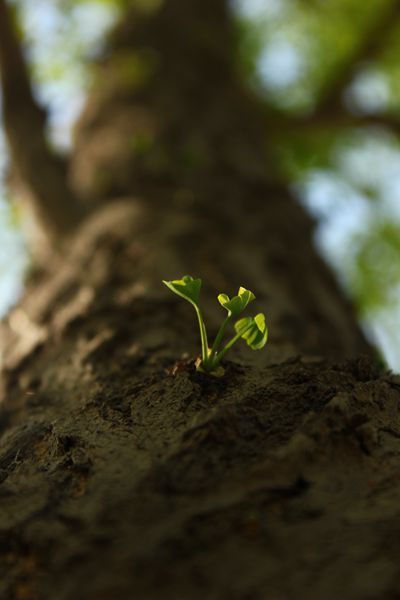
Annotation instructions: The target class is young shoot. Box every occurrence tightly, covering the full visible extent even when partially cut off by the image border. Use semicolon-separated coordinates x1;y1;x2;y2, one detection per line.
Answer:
163;275;268;375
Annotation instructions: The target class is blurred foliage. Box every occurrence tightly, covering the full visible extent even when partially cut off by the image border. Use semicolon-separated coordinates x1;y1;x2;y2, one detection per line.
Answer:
233;0;398;113
353;222;400;311
233;0;400;369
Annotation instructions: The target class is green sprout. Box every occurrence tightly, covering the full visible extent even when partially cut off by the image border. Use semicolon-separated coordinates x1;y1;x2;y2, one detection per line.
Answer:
163;275;268;375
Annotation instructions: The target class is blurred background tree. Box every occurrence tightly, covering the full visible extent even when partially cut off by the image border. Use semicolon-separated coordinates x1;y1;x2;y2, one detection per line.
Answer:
1;0;400;368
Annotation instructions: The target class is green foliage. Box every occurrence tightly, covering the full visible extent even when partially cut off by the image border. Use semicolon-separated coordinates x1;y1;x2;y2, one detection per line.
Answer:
233;0;400;370
234;0;390;113
163;276;268;375
235;313;268;350
163;275;202;307
352;222;400;313
218;287;255;315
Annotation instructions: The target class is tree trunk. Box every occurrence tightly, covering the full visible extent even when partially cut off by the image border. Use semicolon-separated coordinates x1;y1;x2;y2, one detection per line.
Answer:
1;2;400;599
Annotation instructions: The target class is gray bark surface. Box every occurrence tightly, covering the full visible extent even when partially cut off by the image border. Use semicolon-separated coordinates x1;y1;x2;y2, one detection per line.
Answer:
1;2;399;599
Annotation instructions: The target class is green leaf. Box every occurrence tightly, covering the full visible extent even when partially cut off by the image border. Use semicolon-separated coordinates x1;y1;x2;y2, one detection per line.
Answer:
218;286;255;315
234;316;253;335
162;275;202;306
238;287;256;309
234;312;268;350
217;293;230;306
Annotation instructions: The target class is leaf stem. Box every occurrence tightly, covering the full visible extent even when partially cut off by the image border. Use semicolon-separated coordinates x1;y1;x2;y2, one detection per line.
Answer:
211;321;254;368
194;305;209;363
208;314;232;362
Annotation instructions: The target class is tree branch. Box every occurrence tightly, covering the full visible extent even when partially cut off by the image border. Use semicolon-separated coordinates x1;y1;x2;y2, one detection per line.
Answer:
0;0;83;243
314;0;400;119
273;110;400;136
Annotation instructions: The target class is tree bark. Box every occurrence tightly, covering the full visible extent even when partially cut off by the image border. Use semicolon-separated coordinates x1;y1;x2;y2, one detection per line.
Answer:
1;2;400;599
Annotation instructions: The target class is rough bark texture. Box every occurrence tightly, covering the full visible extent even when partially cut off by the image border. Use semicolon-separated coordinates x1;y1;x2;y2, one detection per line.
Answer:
1;1;400;599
